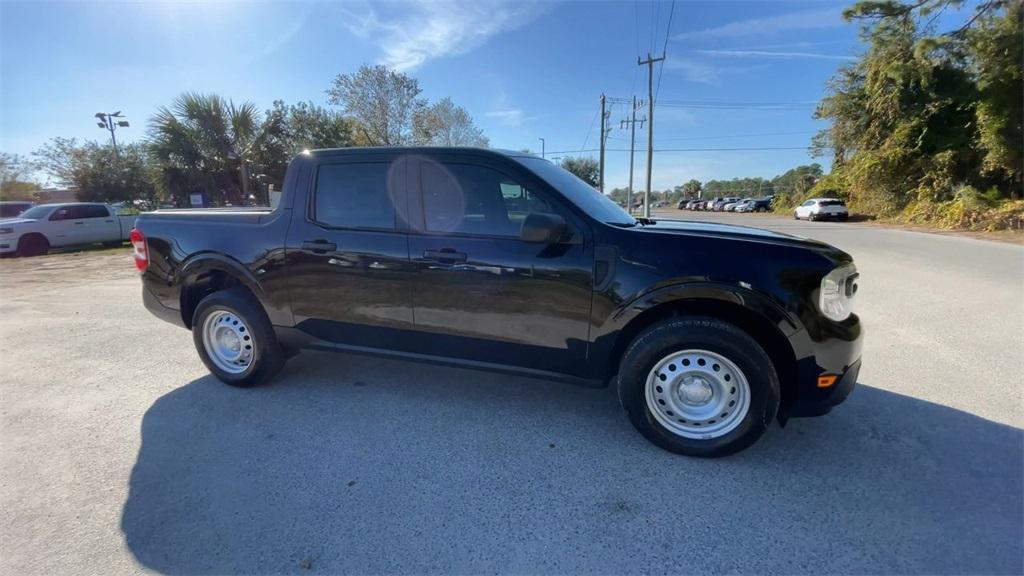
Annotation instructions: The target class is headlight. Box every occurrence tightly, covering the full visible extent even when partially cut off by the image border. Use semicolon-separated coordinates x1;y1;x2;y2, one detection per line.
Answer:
0;227;13;235
819;264;858;321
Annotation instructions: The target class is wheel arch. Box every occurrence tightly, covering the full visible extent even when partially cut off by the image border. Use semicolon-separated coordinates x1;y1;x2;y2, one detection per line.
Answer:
176;253;265;329
604;287;800;414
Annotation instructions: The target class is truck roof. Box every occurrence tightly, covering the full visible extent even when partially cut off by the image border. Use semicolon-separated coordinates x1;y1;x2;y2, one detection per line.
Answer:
300;147;540;160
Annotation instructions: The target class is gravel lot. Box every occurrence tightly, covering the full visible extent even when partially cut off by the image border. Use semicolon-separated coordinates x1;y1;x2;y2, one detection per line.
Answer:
1;216;1021;575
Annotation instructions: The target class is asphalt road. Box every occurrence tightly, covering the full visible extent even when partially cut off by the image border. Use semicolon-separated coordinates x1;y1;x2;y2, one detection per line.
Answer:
1;216;1021;575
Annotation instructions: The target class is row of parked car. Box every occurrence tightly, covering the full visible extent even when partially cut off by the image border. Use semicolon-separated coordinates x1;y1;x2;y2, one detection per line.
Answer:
678;196;774;213
677;196;851;221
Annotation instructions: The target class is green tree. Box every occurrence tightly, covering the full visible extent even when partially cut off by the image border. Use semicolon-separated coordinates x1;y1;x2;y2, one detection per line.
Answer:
32;139;159;204
608;186;629;206
773;164;824;207
413;97;488;147
967;0;1023;196
813;0;1021;213
149;93;284;206
0;153;41;200
681;179;702;199
327;64;425;146
559;156;600;188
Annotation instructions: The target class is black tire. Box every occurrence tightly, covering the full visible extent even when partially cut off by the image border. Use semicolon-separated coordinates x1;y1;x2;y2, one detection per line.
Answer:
617;317;780;457
16;234;49;257
191;286;285;388
793;212;799;220
808;213;818;222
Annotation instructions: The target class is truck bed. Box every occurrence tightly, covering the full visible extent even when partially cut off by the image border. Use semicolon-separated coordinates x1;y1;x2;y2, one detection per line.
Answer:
141;207;276;225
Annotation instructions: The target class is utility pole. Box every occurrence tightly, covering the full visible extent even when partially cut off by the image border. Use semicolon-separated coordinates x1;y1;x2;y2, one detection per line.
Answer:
620;96;645;215
538;137;545;159
638;53;665;218
598;94;607;192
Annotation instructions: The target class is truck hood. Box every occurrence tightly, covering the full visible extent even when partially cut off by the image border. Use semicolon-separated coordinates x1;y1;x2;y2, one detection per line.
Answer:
633;218;849;260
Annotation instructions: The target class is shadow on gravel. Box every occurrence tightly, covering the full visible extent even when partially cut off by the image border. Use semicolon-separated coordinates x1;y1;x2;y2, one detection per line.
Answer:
121;352;1023;575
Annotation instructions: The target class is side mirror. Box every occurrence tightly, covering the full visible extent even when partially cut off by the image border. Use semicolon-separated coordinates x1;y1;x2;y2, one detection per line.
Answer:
520;212;567;244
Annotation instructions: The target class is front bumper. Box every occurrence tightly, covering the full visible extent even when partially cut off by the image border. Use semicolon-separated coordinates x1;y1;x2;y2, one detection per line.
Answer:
785;313;863;418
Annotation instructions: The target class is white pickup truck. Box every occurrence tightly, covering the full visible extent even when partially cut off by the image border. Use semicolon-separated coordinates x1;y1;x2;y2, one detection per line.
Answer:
0;202;139;257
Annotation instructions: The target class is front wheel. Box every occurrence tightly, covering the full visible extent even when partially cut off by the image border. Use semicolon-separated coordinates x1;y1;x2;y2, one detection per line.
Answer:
617;317;780;457
192;287;285;388
17;234;49;257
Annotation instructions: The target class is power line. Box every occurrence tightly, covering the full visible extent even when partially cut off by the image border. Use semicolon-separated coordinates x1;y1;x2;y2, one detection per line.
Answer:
580;108;599;152
654;0;676;102
543;145;819;155
655;130;818;142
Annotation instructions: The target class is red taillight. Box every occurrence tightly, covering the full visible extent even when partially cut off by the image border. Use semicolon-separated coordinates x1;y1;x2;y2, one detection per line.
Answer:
130;228;148;273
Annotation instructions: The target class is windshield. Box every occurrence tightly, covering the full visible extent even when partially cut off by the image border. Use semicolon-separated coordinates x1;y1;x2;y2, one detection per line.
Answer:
16;205;54;220
517;157;636;225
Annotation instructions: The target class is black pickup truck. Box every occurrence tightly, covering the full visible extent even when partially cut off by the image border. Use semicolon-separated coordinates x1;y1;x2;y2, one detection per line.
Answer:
134;147;862;457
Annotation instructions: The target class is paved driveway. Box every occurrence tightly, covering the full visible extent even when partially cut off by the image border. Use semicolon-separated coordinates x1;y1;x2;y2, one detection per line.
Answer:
0;218;1021;574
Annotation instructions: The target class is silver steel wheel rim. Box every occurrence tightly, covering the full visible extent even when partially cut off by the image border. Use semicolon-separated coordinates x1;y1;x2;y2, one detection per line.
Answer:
645;349;751;440
202;309;255;375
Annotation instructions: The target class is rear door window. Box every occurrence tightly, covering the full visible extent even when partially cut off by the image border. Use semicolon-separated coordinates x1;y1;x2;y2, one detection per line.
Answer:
80;205;110;218
314;163;397;230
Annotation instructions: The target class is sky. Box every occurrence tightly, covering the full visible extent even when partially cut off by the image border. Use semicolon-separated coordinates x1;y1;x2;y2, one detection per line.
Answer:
0;0;920;190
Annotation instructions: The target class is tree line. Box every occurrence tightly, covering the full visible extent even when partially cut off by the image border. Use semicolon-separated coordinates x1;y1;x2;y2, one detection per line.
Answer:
1;65;489;207
809;0;1022;228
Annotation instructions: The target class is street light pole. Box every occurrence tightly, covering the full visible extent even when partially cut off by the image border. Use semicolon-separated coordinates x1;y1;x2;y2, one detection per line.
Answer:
538;138;545;159
94;111;129;157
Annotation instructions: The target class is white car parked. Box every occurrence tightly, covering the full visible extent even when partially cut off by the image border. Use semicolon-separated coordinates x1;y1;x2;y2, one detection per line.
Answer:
794;198;849;222
0;202;138;257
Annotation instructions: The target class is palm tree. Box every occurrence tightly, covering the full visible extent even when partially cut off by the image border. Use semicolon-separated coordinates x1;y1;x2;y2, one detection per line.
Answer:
149;93;282;205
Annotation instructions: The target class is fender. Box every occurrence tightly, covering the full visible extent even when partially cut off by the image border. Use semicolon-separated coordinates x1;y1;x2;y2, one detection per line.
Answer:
611;281;801;337
587;280;804;380
174;252;277;324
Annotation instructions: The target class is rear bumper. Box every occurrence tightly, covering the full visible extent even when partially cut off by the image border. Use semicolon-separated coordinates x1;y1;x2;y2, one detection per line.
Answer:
142;284;186;328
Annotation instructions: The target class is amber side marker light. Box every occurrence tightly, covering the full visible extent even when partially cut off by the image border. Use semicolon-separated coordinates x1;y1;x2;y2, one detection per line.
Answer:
817;375;838;388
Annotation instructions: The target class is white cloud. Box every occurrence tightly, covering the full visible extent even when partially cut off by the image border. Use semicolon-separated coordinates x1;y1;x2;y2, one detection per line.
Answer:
338;1;544;71
694;49;856;62
675;8;845;41
484;109;526;127
664;58;720;84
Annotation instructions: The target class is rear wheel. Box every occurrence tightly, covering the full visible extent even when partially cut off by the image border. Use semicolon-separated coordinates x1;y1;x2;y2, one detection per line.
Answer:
192;287;285;388
617;317;780;457
16;234;49;257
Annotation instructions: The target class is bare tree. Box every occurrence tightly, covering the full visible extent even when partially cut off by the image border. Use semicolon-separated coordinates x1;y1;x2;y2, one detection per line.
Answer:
326;65;424;146
413;97;488;147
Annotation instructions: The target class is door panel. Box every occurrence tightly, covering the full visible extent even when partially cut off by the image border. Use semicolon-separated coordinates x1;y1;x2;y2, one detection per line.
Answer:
406;156;593;375
46;206;83;247
285;157;415;347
